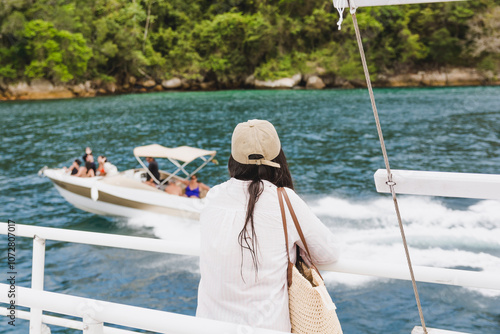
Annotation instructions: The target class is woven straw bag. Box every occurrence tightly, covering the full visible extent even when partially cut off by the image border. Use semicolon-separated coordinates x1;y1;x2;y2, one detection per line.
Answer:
278;187;343;334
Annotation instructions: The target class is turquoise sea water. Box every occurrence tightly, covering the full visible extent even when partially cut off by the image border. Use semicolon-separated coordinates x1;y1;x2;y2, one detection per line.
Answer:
1;87;500;333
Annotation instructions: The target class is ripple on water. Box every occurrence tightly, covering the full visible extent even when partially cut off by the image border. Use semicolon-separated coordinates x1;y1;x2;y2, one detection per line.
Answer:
1;87;500;333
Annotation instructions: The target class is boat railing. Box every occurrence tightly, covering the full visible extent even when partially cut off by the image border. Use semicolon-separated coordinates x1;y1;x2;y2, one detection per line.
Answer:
1;222;498;334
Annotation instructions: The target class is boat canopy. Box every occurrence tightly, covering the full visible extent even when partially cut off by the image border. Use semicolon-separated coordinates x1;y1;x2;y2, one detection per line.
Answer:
133;144;216;163
133;144;217;184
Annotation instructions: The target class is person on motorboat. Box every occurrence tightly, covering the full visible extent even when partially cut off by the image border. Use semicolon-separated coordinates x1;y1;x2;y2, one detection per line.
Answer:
82;147;92;163
196;119;340;331
76;154;96;177
97;155;118;176
97;156;106;176
180;174;210;198
65;159;81;175
86;154;97;177
164;180;183;196
145;157;160;186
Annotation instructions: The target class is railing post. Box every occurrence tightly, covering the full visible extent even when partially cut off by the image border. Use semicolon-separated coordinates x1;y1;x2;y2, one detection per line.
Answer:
82;315;104;334
29;235;46;334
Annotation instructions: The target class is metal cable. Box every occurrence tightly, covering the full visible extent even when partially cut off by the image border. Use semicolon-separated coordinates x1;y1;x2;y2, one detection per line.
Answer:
348;4;428;333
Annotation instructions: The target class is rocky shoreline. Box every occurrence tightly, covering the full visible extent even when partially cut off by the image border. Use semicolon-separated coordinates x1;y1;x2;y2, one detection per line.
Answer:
1;68;498;101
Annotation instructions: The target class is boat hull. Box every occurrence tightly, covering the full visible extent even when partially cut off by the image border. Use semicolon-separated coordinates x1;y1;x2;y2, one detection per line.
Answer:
44;169;202;220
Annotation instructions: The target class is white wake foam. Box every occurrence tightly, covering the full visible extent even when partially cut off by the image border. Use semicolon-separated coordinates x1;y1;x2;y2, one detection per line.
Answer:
127;213;200;244
308;195;500;295
126;195;500;295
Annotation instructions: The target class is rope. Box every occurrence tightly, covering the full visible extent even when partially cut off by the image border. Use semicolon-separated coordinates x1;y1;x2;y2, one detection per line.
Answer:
333;0;346;30
347;3;428;333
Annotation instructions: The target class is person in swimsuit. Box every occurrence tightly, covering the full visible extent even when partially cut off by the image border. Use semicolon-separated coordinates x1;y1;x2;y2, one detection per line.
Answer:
180;175;210;198
97;156;118;176
82;147;92;163
164;180;183;196
65;159;81;175
85;154;96;177
97;156;106;176
75;154;96;177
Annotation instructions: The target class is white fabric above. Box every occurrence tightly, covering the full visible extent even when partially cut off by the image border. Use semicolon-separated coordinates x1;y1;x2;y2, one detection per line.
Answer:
196;178;340;331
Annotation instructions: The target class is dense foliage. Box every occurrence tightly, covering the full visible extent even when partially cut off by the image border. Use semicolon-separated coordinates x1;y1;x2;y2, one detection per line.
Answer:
1;0;499;86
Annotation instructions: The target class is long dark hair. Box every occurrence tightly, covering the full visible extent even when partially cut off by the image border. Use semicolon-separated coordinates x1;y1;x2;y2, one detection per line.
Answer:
228;149;294;279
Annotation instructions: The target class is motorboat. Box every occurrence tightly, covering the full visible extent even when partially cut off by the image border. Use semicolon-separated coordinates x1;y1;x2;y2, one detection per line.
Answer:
40;144;217;220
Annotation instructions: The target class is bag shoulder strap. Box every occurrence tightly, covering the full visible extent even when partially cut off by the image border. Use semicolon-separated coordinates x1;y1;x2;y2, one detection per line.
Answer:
280;188;313;256
278;187;294;287
278;187;323;281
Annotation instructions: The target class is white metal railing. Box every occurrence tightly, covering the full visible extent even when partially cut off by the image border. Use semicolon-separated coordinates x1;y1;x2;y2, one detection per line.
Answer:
0;222;288;334
0;307;136;333
2;223;498;290
374;169;500;200
0;284;287;334
1;222;498;333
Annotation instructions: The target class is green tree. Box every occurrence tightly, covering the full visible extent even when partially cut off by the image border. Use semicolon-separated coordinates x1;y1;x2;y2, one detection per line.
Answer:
23;20;92;82
465;6;500;72
1;0;500;86
193;12;274;83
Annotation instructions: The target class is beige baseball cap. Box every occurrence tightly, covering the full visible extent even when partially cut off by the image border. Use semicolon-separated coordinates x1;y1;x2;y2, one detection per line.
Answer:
231;119;281;168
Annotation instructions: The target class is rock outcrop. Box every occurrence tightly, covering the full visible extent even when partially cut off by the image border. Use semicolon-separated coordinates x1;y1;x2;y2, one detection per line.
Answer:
140;79;156;88
306;75;326;89
255;74;302;89
1;68;498;101
162;78;182;89
200;81;216;90
5;79;74;100
105;82;117;93
383;68;491;87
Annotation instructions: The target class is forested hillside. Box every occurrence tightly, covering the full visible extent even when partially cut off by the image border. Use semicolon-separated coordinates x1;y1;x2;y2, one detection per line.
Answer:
1;0;499;91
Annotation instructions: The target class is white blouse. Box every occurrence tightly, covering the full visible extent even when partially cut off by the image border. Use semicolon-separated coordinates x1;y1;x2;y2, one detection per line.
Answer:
196;178;340;332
